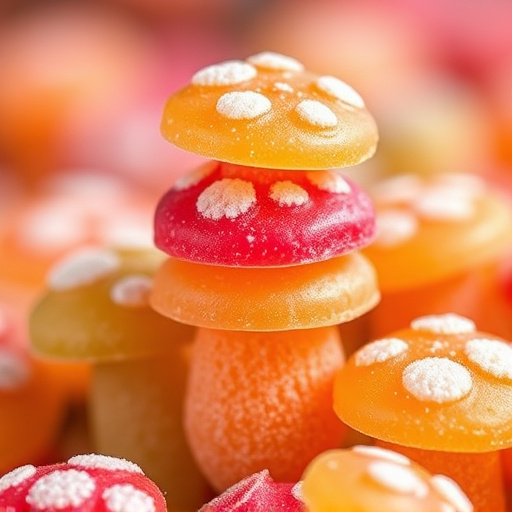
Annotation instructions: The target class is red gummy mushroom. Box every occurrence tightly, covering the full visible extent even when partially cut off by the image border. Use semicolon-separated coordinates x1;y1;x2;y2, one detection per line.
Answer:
0;454;166;511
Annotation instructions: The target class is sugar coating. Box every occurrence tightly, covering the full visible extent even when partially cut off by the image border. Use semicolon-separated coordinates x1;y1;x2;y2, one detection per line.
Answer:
216;91;272;120
355;337;409;367
48;247;121;291
295;99;338;128
273;82;294;93
110;275;153;308
269;181;309;207
173;162;216;191
413;189;474;221
0;348;30;389
410;314;476;335
26;469;96;508
196;179;256;220
464;338;512;380
246;51;304;72
102;484;155;512
306;171;351;194
0;465;36;493
192;61;257;86
68;454;144;474
315;76;365;108
402;357;472;403
374;209;418;247
366;461;429;497
352;445;411;466
430;475;473;512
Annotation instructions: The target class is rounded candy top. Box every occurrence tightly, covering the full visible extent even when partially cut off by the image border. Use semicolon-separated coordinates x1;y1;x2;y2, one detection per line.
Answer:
161;51;378;169
154;161;375;267
333;313;512;452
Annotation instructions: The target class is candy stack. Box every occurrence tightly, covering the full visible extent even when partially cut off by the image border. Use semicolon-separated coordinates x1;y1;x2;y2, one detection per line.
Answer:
150;51;380;491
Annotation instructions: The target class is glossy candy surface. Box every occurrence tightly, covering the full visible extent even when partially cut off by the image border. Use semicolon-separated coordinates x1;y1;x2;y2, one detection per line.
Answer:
150;253;379;331
155;161;375;267
161;51;378;169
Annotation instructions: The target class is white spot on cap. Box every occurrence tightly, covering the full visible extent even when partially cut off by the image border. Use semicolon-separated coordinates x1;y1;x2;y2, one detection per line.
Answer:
355;338;409;367
0;465;36;493
315;76;365;108
47;247;121;291
291;481;303;500
434;173;485;195
103;484;156;512
197;179;256;220
0;348;30;389
402;357;472;403
216;91;271;120
366;461;429;497
413;189;474;221
352;445;411;466
371;175;423;205
192;61;257;86
26;469;96;508
247;51;304;72
68;454;144;474
173;162;216;191
465;338;512;380
306;172;351;194
110;275;153;308
273;82;294;93
99;213;153;250
411;314;476;335
269;181;309;207
431;475;474;512
296;100;338;128
374;209;418;247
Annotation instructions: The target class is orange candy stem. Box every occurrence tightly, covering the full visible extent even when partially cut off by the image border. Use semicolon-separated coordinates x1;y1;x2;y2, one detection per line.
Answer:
184;326;347;492
376;440;505;512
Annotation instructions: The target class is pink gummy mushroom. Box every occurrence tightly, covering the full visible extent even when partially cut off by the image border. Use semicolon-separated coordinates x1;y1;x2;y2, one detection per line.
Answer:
0;454;166;511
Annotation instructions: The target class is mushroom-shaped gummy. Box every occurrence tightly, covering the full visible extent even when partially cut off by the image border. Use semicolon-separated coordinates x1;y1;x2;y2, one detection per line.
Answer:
0;454;166;511
333;313;512;512
29;246;211;510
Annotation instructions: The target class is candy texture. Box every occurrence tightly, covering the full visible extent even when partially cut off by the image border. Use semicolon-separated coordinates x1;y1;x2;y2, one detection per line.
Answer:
155;162;375;267
185;327;346;491
161;51;378;169
150;253;379;331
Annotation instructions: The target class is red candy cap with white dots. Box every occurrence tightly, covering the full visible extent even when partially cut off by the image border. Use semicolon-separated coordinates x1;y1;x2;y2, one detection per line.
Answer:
0;454;166;512
154;161;375;267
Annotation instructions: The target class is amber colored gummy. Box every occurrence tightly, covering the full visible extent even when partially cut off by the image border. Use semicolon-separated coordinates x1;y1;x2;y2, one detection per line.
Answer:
185;326;347;492
377;440;505;512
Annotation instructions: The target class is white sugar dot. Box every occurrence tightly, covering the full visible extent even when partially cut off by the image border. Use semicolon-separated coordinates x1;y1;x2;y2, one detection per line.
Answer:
99;214;153;250
173;162;216;191
0;465;36;493
0;348;30;389
367;461;429;497
269;181;309;207
355;338;409;367
47;247;121;291
306;172;351;194
103;484;156;512
465;338;512;380
197;179;256;220
296;99;338;128
413;189;474;221
402;357;472;403
26;469;96;509
352;445;411;466
291;481;303;501
433;173;485;195
273;82;294;93
216;91;271;120
191;61;257;86
371;175;423;205
411;314;476;335
68;454;144;474
315;76;365;108
431;475;474;512
374;209;418;247
110;275;153;308
247;51;304;72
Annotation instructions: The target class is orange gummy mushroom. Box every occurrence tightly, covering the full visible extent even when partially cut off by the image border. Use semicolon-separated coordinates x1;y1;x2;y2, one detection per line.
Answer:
301;445;473;512
333;313;512;512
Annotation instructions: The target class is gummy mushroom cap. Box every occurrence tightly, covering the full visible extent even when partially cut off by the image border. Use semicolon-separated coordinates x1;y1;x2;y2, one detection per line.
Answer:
333;313;512;452
30;246;195;361
0;453;167;511
161;51;379;169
